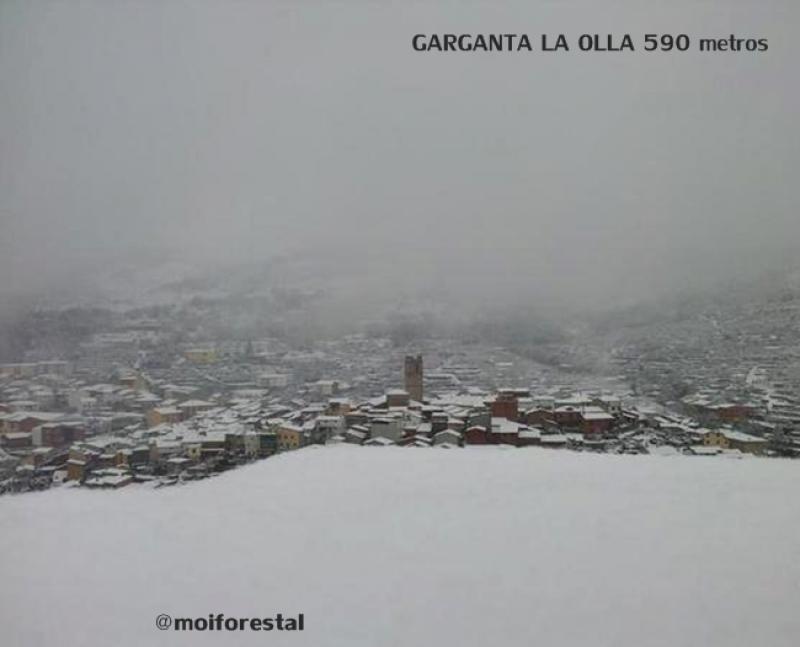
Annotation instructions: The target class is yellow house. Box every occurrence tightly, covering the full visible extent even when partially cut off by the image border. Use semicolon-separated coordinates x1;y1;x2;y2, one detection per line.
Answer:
703;430;730;449
703;429;767;455
277;424;304;451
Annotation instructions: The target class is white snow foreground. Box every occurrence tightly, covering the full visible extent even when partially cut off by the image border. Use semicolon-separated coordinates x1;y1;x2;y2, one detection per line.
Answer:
1;446;799;647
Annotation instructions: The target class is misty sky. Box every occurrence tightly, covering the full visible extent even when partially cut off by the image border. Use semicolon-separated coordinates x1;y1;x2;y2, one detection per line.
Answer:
1;1;798;308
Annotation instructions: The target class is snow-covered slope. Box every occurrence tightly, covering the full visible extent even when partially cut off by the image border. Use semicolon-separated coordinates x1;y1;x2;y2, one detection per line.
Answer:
1;446;799;647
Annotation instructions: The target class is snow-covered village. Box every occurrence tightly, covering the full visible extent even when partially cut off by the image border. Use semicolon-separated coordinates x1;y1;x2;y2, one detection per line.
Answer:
3;288;800;495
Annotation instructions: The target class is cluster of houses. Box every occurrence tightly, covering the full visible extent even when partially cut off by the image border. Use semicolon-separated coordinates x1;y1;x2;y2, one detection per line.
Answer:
0;350;792;494
318;386;770;455
606;296;800;456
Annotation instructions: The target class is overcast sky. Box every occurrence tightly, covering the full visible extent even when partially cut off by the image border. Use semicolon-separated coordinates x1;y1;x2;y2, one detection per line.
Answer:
1;1;798;308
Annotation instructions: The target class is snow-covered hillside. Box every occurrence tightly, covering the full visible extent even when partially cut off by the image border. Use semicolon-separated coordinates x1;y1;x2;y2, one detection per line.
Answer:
1;446;798;647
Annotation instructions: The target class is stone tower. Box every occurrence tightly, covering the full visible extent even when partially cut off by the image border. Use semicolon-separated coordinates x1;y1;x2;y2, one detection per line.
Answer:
404;355;423;403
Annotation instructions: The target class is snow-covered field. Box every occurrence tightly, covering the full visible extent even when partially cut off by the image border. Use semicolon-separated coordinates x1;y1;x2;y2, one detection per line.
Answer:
2;446;799;647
